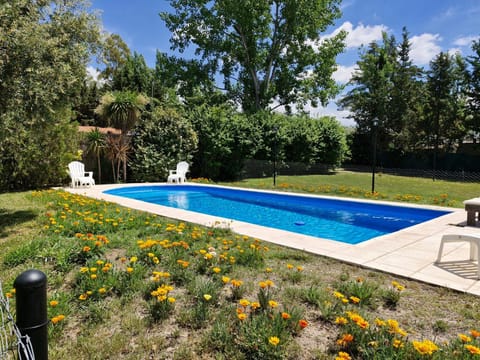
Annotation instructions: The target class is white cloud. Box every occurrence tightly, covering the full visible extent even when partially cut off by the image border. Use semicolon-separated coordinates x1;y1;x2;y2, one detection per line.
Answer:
333;64;357;83
87;66;100;81
86;66;106;86
453;35;478;47
410;33;442;65
324;21;388;50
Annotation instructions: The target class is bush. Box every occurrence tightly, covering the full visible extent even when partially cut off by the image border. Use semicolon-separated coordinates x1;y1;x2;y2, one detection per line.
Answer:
130;107;198;182
188;104;260;180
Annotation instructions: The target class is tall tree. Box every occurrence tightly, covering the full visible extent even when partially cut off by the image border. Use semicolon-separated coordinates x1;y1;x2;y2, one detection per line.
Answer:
111;52;153;94
161;0;346;113
0;0;101;190
425;52;468;176
99;33;131;83
338;33;396;159
465;39;480;138
390;27;425;151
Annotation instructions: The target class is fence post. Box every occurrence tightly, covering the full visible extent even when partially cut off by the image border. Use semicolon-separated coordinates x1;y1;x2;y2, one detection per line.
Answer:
14;269;48;360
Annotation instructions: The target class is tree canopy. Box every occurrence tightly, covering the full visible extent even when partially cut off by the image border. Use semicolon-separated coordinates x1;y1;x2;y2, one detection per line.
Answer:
0;0;101;190
161;0;346;113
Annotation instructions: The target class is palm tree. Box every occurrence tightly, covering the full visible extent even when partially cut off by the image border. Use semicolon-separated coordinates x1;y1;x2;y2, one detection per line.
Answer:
86;128;105;184
95;91;148;182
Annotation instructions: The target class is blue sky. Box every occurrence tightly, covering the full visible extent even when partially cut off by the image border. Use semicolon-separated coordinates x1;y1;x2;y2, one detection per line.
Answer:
90;0;480;125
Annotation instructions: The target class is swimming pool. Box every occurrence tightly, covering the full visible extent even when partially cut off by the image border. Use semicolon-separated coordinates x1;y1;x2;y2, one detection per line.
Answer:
104;185;451;244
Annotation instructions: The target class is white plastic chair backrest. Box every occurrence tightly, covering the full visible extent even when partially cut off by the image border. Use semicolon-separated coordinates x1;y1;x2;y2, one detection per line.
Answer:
176;161;189;176
68;161;85;178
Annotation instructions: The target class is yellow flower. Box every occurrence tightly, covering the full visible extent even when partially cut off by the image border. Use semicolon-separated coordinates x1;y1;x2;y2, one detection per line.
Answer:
265;267;272;273
212;267;221;273
268;336;280;346
79;294;88;301
237;313;247;321
251;302;261;310
333;291;345;299
458;333;472;343
335;351;351;360
90;274;97;280
465;344;480;355
239;299;250;307
230;279;243;287
51;315;65;325
268;300;278;308
335;316;348;325
168;297;176;303
203;294;212;301
98;287;107;294
130;256;138;263
412;340;438;355
49;300;59;307
286;264;294;270
336;333;354;347
393;339;404;348
350;296;360;304
126;267;134;273
375;318;386;327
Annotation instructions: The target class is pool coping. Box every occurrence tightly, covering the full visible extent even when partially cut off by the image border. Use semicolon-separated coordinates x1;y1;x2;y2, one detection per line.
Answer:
65;182;480;296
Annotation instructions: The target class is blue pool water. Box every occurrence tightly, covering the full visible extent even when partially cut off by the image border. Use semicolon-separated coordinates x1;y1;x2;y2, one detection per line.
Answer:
104;185;451;244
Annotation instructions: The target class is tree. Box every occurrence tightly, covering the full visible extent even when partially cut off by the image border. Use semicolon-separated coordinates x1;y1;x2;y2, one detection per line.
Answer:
86;128;106;184
161;0;346;113
111;52;153;94
130;107;198;182
389;27;425;151
0;0;101;190
99;33;131;83
425;52;468;176
338;33;396;162
95;91;148;182
465;39;480;138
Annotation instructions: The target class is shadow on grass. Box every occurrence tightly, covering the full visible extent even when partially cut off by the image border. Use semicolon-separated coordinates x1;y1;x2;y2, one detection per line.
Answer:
0;208;37;238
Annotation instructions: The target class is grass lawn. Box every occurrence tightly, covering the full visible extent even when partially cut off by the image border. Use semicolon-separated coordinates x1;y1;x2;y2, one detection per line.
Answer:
1;173;480;359
227;171;480;208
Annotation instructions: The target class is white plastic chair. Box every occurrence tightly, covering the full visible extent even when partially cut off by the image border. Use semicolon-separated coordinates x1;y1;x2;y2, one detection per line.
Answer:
436;234;480;279
67;161;95;188
167;161;189;184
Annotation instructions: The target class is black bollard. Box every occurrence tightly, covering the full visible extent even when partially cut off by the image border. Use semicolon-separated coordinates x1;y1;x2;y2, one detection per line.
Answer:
14;269;48;360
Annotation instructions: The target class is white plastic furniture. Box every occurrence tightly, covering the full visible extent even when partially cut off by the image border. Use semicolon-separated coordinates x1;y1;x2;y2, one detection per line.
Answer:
68;161;95;188
167;161;189;184
436;234;480;279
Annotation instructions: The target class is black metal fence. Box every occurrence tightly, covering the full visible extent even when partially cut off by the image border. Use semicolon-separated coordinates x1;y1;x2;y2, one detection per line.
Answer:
241;159;480;183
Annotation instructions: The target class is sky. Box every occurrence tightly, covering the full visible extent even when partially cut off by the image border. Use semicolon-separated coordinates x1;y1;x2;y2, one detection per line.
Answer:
89;0;480;126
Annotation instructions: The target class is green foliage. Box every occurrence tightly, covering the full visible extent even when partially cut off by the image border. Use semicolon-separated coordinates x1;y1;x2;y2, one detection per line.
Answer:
111;52;153;94
130;107;198;181
161;0;345;113
188;104;258;181
251;111;348;167
0;0;101;190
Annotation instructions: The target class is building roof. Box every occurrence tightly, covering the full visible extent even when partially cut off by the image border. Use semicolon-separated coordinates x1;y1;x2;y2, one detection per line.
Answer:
78;126;122;135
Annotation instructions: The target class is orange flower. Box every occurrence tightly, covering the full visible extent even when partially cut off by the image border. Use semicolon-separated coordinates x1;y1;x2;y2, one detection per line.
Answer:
281;312;291;320
336;333;354;347
298;319;308;329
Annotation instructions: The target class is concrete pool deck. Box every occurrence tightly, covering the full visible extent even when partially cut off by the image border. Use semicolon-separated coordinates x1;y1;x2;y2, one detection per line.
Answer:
66;183;480;296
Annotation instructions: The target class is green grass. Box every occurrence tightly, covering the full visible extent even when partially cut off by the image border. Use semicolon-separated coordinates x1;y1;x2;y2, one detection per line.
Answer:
1;175;480;359
226;171;479;207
